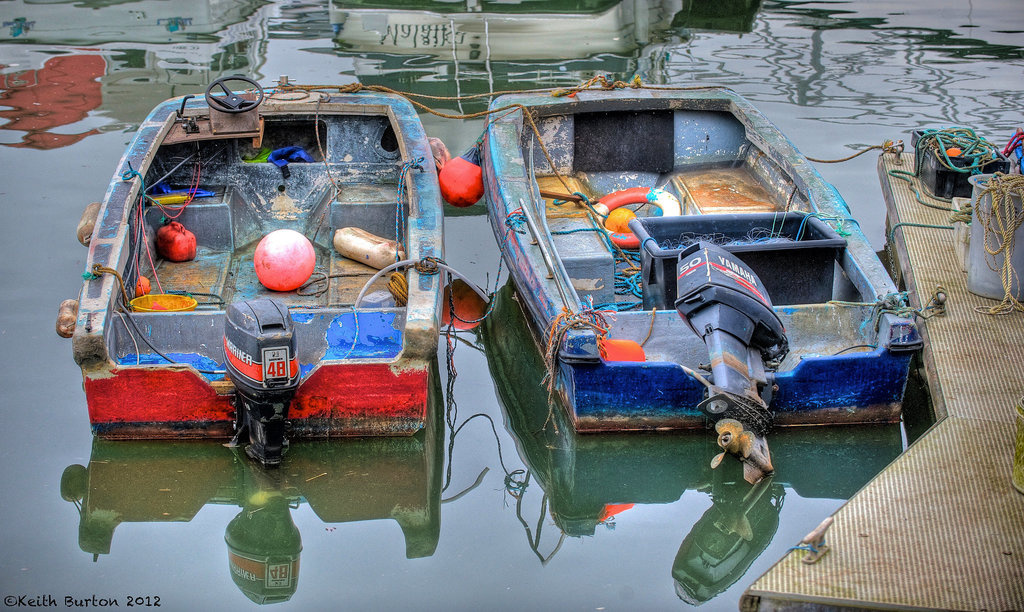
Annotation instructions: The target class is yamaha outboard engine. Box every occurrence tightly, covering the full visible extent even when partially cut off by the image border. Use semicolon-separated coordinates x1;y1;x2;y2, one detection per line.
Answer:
675;242;788;483
224;298;300;467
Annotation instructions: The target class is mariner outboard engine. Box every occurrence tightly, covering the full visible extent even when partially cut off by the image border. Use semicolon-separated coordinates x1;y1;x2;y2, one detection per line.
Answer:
675;242;788;435
224;298;300;467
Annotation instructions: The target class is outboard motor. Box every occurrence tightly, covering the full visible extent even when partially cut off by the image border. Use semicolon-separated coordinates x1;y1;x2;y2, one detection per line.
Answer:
224;298;300;467
675;242;788;483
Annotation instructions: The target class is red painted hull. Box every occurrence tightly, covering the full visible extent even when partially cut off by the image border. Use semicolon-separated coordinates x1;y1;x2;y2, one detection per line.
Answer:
85;361;429;439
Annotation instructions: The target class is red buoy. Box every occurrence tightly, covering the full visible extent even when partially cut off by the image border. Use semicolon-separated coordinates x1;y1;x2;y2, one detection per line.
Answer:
439;146;484;207
155;221;196;262
598;338;646;362
254;229;316;292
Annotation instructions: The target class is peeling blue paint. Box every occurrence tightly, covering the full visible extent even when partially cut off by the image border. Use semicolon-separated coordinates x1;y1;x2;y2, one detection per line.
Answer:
118;353;226;381
323;312;402;360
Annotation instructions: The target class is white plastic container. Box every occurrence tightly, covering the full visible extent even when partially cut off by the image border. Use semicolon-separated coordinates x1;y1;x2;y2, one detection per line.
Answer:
967;174;1024;300
333;227;406;270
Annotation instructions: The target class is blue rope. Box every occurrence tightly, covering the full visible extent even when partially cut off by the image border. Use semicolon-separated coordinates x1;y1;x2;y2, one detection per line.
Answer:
788;541;824;554
552;227;602;235
796;212;857;240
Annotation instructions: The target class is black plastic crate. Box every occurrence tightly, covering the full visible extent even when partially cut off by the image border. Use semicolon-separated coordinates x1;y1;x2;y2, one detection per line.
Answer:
911;130;1011;200
629;212;848;309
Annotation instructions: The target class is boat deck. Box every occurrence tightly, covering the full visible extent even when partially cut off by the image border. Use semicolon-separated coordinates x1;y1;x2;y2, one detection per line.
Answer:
741;152;1024;610
153;239;389;308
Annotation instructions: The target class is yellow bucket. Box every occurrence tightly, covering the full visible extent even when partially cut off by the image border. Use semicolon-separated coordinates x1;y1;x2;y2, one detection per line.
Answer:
130;293;198;312
1013;395;1024;495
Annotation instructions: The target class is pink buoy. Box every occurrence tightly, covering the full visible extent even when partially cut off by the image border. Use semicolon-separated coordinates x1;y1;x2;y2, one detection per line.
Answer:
254;229;316;291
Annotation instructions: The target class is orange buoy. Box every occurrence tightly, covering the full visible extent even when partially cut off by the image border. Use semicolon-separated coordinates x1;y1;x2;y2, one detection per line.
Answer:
441;279;488;330
155;221;196;262
254;229;316;291
439;146;484;207
604;207;636;233
135;276;151;296
945;147;962;158
428;136;450;173
598;338;646;362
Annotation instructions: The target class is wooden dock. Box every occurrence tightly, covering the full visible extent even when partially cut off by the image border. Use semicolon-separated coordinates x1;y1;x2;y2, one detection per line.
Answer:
741;152;1024;611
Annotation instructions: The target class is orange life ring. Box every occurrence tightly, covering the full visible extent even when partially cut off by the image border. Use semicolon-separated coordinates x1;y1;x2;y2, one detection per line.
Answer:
597;187;682;249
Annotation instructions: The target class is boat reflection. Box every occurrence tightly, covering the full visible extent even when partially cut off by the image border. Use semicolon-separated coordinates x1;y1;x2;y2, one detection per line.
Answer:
58;376;443;604
479;284;902;604
327;0;692;114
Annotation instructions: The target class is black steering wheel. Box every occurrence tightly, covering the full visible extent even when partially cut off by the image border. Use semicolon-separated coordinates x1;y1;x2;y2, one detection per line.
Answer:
205;76;265;114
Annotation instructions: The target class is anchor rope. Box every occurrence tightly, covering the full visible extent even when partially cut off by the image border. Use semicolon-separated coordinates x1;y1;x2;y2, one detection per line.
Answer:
805;139;904;164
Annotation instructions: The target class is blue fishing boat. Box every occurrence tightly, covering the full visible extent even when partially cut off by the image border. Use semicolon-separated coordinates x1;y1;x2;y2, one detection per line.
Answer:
481;86;921;481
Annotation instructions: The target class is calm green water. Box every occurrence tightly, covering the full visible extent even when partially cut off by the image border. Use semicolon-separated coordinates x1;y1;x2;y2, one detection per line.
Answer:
1;1;1021;610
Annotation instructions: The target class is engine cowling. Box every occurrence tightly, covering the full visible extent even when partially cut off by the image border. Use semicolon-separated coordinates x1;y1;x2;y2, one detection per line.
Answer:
224;298;300;467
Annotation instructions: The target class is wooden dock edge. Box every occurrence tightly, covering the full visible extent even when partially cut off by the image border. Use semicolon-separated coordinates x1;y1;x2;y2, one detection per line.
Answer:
739;153;1024;611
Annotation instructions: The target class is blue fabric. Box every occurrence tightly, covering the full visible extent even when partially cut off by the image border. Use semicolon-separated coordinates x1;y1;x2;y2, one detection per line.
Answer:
268;146;314;168
151;182;215;197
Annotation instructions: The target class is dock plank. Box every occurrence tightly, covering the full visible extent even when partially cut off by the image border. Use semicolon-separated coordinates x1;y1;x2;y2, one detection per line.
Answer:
742;153;1024;611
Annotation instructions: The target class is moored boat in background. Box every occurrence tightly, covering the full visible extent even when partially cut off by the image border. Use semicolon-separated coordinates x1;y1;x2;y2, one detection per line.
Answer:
482;85;921;481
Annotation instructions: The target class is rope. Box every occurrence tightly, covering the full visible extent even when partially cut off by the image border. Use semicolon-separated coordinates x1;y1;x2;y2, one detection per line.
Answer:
395;156;425;260
788;538;826;555
829;286;947;332
550;74;644;98
639;308;657;347
888;221;953;243
914;127;1000;177
313;96;342;199
543;302;610;404
85;264;131;307
388;272;408;306
887;169;954;209
805;139;903;164
973;174;1024;315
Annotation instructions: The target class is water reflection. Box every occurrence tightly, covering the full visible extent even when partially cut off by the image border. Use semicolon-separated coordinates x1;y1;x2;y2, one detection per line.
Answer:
0;55;103;148
0;0;271;143
0;0;267;44
480;284;902;605
3;0;1018;150
326;0;690;113
59;384;442;605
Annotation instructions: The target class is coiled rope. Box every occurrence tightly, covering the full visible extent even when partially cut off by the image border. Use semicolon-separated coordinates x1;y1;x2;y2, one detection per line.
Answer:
974;173;1024;315
914;127;1000;177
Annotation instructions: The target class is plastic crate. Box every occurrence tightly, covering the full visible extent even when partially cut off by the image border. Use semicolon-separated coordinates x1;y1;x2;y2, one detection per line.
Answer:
630;212;848;309
911;130;1011;199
